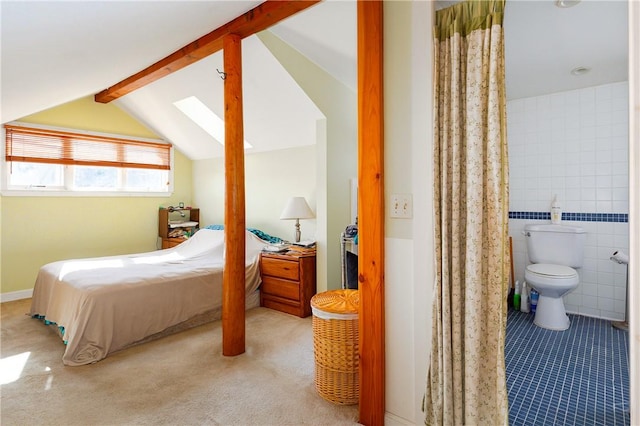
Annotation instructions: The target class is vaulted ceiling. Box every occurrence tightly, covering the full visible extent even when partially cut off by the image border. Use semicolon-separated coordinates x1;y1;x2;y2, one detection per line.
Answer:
1;1;628;159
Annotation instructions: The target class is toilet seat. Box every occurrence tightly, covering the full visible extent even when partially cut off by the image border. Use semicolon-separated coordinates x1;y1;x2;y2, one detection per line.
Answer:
526;263;577;278
525;263;579;287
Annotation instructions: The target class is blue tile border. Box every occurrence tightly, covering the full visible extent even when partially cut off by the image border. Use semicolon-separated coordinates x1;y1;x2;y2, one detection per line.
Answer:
509;211;628;223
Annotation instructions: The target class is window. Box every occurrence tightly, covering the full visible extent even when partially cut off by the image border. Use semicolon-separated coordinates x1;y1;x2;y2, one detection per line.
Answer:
3;123;172;194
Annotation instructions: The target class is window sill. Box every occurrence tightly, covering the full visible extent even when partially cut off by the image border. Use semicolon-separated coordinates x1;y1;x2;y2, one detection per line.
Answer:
1;189;173;198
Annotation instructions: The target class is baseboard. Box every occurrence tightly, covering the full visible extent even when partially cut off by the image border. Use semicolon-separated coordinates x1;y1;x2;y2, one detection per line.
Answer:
385;412;415;426
566;309;625;323
1;289;33;303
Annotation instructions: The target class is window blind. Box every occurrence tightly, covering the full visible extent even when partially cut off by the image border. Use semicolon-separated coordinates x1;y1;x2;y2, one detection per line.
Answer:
4;125;171;170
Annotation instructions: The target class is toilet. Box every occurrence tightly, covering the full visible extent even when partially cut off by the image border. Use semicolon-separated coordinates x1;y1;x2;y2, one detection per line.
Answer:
524;224;586;330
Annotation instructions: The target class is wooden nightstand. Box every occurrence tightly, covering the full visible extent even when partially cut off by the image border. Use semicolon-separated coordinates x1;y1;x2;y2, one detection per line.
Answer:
259;250;316;318
158;207;199;249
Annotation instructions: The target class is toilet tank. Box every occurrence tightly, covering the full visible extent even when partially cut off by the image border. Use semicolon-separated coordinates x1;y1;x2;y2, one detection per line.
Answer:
524;224;586;268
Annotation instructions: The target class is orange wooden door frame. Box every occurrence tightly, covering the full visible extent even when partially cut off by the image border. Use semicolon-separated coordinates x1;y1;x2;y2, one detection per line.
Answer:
357;1;385;424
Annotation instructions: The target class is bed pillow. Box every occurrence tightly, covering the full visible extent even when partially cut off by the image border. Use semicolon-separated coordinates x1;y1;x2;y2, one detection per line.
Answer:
203;225;283;244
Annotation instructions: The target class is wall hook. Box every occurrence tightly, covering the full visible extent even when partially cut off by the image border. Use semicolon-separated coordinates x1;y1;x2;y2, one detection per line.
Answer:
217;68;227;80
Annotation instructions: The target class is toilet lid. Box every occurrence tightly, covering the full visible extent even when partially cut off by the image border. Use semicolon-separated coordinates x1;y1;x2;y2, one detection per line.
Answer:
527;263;577;277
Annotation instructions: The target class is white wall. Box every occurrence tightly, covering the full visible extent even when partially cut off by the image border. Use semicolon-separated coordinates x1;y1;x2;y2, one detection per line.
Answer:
508;82;630;320
192;145;317;243
384;1;433;424
409;1;433;423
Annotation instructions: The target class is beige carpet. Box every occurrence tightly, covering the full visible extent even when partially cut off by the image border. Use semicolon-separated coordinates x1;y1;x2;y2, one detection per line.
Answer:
1;299;360;425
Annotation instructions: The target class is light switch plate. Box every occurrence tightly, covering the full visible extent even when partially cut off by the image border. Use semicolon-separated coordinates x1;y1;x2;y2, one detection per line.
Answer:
390;193;412;218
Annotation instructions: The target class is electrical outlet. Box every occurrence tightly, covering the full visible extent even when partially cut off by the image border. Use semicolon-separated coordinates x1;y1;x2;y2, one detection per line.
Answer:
390;193;412;218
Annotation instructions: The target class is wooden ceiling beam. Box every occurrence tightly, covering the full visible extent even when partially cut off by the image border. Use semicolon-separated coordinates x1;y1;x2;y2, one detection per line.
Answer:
94;0;320;103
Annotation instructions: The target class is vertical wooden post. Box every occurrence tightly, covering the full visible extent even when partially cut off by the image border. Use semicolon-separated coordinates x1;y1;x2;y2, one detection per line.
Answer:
222;33;246;356
358;1;385;424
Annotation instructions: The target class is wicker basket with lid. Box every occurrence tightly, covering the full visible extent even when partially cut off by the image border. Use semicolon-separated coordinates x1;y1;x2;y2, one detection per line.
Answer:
310;289;359;405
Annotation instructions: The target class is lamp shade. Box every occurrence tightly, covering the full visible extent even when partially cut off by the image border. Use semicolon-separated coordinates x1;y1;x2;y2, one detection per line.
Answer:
280;197;315;220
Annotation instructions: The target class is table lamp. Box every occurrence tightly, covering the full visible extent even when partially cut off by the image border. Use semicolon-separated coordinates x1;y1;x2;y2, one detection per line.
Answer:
280;197;314;242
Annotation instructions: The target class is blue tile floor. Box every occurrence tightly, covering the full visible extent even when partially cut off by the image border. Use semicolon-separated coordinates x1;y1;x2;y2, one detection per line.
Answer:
506;309;630;426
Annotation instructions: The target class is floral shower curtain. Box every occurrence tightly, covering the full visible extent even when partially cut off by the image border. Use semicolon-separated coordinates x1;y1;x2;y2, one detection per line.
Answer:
424;1;510;424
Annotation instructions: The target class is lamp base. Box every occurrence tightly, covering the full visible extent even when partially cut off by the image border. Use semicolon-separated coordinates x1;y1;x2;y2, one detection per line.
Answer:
294;219;301;242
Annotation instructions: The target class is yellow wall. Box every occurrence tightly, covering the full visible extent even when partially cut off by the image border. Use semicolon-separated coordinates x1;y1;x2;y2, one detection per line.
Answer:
17;95;158;138
1;96;193;295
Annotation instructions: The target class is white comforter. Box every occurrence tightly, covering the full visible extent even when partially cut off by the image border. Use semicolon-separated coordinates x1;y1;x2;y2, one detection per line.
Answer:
29;229;267;366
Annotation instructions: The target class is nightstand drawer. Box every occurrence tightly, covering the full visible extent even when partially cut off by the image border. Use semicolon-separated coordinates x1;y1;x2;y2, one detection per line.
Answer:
162;238;184;249
261;277;300;301
260;257;299;281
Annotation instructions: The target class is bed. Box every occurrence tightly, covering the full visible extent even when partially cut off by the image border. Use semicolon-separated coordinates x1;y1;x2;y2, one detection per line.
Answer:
29;228;269;366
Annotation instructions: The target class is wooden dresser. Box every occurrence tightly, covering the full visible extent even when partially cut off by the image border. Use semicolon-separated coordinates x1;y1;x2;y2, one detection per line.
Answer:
259;250;316;318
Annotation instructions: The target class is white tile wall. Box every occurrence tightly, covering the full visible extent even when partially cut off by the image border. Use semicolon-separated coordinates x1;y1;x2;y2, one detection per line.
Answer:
508;82;629;321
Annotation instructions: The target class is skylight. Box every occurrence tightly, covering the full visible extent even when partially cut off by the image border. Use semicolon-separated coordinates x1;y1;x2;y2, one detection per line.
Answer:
173;96;252;149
